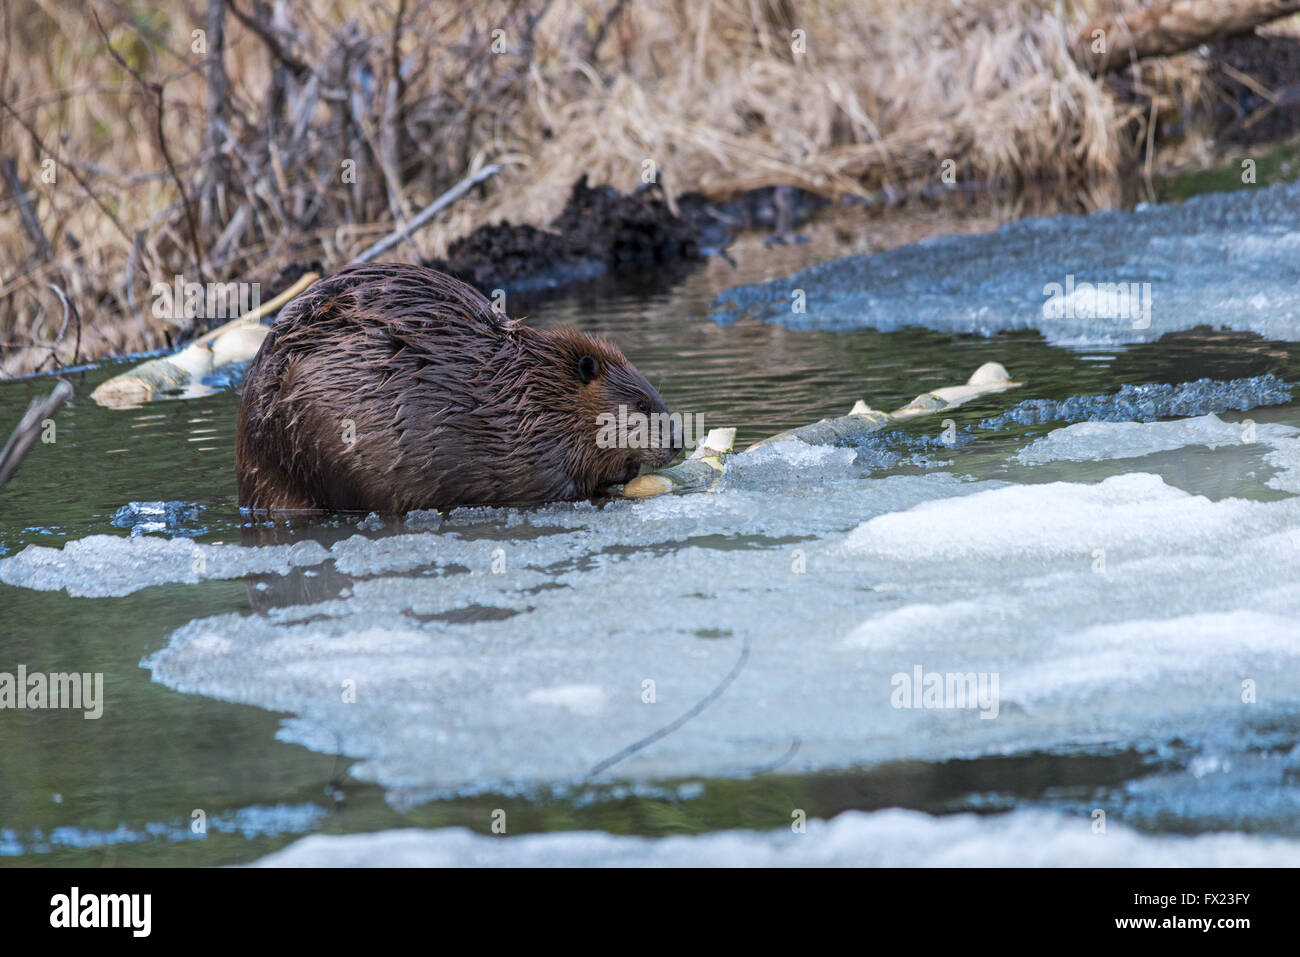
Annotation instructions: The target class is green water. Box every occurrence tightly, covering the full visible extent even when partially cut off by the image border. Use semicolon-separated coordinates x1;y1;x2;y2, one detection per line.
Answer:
3;227;1300;865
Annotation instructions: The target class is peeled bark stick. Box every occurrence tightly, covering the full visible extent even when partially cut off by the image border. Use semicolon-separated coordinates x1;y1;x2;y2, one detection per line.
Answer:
89;345;216;410
621;363;1021;499
620;428;737;498
1073;0;1300;76
746;405;891;450
91;270;320;407
0;379;73;490
875;360;1022;419
748;361;1020;451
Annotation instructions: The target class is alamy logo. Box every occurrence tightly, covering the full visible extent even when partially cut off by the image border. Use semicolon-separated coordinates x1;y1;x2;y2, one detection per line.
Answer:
595;406;704;450
890;665;999;718
151;274;261;325
0;666;103;719
50;887;151;937
1042;274;1151;329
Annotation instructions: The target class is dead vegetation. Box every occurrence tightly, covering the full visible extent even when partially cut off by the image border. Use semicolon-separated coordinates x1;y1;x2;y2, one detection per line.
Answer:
0;1;1294;375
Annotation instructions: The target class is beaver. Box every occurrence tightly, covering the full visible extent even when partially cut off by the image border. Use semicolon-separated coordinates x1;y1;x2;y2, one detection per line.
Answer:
236;263;680;512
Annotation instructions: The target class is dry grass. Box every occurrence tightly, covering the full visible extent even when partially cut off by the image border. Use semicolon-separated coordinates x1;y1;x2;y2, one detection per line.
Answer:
0;0;1223;375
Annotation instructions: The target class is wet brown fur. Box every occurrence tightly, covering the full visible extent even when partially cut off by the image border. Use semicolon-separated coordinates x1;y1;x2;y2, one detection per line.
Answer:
236;263;677;512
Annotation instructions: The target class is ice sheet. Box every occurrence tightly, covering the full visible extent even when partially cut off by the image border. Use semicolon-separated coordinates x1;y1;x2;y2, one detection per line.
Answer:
710;183;1300;345
981;375;1292;429
0;534;329;598
1013;413;1296;465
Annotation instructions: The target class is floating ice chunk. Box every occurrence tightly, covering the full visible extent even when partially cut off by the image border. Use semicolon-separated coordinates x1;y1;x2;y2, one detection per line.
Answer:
210;803;329;839
980;375;1292;429
252;807;1300;867
0;534;328;598
1015;413;1299;465
110;501;206;538
1;804;327;855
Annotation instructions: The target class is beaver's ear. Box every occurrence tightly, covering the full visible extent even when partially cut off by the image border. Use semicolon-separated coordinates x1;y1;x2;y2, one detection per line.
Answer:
577;355;600;383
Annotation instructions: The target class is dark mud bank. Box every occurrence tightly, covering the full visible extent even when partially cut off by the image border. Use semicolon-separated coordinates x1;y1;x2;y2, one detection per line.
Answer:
424;175;828;293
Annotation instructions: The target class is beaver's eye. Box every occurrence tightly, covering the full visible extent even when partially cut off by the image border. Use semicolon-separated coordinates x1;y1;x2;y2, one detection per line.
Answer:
577;355;599;383
636;398;649;414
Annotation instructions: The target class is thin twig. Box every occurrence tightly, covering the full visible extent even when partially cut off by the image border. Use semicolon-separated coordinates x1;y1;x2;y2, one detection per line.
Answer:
589;635;751;777
46;283;82;367
0;379;73;490
92;10;206;280
226;0;313;78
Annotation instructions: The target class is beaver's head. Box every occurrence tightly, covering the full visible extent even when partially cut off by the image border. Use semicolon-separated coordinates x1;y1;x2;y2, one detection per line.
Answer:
521;327;681;494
